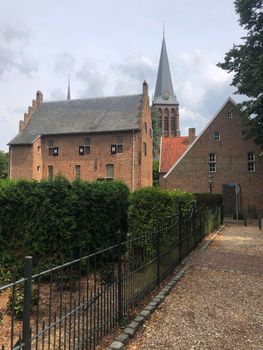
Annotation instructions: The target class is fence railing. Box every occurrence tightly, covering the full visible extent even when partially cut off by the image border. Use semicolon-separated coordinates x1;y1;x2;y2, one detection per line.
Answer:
0;205;222;350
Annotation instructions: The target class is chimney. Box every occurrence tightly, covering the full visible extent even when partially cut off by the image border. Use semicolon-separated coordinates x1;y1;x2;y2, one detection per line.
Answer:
36;90;43;104
143;80;148;96
188;128;196;143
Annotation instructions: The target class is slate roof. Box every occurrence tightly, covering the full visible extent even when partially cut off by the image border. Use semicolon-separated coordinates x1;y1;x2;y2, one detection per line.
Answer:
160;137;190;173
153;37;178;105
9;94;143;145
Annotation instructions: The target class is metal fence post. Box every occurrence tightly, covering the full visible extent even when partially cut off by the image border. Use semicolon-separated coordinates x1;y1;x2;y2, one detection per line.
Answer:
22;256;33;350
259;215;262;231
117;234;123;323
179;207;183;263
192;204;196;248
156;221;161;287
244;211;247;226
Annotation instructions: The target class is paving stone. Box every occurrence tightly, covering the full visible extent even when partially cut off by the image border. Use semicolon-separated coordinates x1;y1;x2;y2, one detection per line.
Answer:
139;310;151;319
124;327;136;337
115;333;129;344
148;301;158;307
144;305;155;313
127;321;139;330
152;297;161;304
134;315;144;324
109;340;124;350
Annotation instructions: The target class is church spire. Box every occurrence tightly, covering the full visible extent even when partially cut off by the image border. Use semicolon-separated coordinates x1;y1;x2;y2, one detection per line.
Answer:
67;75;71;101
153;36;178;105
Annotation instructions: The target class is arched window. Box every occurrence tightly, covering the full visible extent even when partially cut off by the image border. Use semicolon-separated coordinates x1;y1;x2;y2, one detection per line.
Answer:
158;108;162;128
144;122;147;133
106;164;114;180
171;109;176;135
164;109;169;136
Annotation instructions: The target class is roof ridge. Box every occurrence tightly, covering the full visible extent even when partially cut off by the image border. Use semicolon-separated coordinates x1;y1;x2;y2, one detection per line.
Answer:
43;93;143;104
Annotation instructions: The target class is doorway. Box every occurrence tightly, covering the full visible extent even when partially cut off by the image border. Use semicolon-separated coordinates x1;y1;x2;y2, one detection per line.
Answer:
222;183;241;217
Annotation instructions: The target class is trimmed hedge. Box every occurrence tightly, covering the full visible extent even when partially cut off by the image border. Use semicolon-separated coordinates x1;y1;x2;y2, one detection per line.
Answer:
0;178;129;278
128;187;195;237
194;193;223;209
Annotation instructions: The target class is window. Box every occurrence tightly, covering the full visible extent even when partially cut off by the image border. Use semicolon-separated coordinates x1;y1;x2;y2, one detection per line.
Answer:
48;166;53;180
171;109;176;135
227;110;233;118
106;164;114;180
158;109;162;128
79;137;91;155
144;122;147;133
143;142;147;156
209;153;216;173
116;136;123;153
37;166;41;172
111;136;123;154
49;147;58;156
247;152;255;172
164;109;169;136
214;132;220;141
149;128;152;138
75;165;81;180
38;146;41;153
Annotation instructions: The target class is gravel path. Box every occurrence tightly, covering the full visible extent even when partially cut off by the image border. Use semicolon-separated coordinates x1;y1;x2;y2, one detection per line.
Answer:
127;225;263;350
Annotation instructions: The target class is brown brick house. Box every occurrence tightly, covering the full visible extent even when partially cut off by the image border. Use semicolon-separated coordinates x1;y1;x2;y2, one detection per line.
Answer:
8;82;152;190
160;97;263;217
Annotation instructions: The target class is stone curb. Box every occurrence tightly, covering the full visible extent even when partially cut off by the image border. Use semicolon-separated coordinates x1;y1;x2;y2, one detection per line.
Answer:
201;225;225;251
108;265;188;349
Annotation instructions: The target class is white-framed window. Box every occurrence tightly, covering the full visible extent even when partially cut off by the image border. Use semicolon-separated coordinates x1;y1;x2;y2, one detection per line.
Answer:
49;147;59;156
214;132;220;141
79;137;91;155
247;152;255;172
209;153;216;173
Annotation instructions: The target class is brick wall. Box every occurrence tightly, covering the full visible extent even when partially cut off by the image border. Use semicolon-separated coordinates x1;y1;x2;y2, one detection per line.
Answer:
161;99;263;215
10;145;33;179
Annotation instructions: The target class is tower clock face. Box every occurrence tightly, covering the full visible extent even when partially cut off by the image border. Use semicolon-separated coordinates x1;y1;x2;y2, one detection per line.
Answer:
162;90;170;100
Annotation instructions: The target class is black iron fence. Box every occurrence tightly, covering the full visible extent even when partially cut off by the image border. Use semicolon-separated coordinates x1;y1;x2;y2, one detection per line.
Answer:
0;205;222;350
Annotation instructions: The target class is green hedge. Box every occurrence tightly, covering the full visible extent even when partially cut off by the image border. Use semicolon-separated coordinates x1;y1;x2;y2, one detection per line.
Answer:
194;193;223;209
128;187;195;237
0;178;129;278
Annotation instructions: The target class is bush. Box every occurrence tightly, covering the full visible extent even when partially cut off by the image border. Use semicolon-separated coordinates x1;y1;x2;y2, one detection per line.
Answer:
128;187;195;236
0;178;129;276
194;193;223;209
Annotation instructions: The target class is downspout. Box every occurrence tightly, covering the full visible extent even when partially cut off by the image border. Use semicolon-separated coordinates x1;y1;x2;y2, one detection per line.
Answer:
132;129;135;191
9;146;12;179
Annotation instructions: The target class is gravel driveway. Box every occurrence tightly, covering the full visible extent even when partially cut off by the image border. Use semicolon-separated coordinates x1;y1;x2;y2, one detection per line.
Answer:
127;225;263;350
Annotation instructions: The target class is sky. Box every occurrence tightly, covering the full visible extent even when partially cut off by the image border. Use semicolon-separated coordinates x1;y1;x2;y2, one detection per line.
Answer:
0;0;246;151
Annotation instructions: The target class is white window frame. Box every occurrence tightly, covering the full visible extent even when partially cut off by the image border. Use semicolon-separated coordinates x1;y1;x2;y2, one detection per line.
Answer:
209;153;216;173
247;152;255;172
214;132;220;141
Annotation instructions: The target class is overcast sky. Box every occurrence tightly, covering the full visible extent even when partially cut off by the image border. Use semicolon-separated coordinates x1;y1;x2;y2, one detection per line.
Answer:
0;0;245;151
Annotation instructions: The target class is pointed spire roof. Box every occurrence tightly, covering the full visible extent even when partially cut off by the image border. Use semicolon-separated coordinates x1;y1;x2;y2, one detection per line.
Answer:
67;75;71;100
153;36;178;105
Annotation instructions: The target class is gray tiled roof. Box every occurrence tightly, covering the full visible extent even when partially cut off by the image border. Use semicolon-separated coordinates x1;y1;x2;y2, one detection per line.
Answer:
153;37;179;105
9;94;143;145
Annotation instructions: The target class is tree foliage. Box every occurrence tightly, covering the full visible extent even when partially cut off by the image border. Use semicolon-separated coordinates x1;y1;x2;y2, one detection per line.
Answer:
151;107;162;159
218;0;263;152
0;151;8;179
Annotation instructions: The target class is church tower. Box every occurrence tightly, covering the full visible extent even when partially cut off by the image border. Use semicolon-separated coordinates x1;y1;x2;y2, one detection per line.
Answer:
153;35;180;137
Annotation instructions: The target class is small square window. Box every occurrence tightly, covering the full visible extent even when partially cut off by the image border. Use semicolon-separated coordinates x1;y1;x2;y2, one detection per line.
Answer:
214;132;220;141
209;153;216;163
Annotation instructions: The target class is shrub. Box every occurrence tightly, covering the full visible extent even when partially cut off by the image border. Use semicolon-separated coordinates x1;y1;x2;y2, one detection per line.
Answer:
194;193;223;209
0;178;129;275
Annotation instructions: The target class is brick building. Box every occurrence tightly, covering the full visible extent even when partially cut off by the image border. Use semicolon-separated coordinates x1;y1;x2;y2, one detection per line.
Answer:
8;81;153;190
160;98;263;217
152;35;180;137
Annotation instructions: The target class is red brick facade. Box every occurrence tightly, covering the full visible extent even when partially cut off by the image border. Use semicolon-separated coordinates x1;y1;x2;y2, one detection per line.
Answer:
161;98;263;216
9;84;152;190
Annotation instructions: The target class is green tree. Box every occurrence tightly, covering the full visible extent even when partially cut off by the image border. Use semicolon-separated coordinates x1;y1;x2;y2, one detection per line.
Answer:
218;0;263;153
0;151;8;178
152;160;159;187
151;107;162;159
